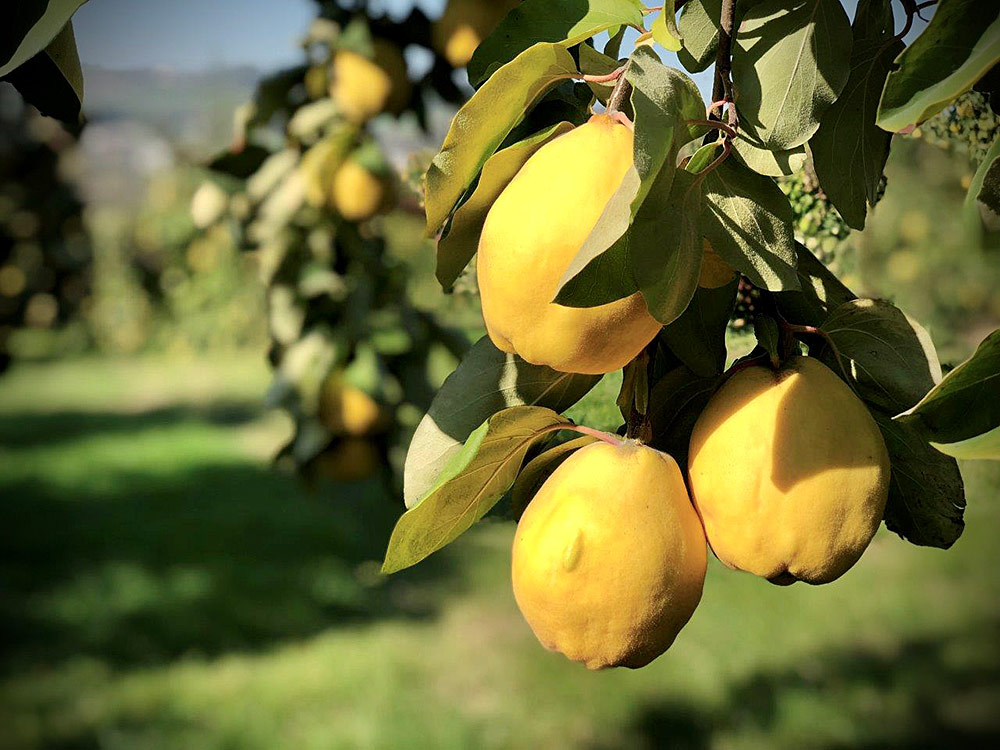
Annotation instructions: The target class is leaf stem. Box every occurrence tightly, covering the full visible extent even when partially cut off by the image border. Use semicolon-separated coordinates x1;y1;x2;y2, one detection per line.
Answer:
644;1;690;14
582;65;626;84
723;351;770;379
783;322;853;386
685;118;738;140
566;424;624;446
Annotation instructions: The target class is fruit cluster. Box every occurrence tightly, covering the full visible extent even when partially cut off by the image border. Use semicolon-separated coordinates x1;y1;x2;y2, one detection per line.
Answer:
913;90;1000;166
473;114;891;669
200;0;512;484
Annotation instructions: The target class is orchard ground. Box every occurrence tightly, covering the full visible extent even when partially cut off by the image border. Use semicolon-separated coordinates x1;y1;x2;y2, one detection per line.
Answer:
1;125;999;748
1;352;999;750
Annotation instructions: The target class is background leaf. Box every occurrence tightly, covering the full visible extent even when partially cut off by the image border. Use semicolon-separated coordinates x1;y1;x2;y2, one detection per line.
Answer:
384;407;569;573
0;0;87;77
877;0;1000;133
774;241;856;326
1;20;84;130
632;169;704;324
676;0;767;73
732;0;852;150
810;0;902;229
208;144;272;180
403;337;599;506
467;0;644;87
554;167;641;307
897;329;1000;456
701;158;799;291
873;411;966;549
820;298;942;414
647;364;721;468
436;122;574;290
753;315;782;367
555;49;705;308
627;47;705;208
578;42;621;102
963;134;1000;235
677;0;720;73
659;277;739;377
651;2;682;52
424;43;578;235
732;139;807;177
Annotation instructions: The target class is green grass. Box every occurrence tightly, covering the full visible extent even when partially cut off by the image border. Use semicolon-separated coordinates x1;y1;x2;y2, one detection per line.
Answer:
2;354;999;749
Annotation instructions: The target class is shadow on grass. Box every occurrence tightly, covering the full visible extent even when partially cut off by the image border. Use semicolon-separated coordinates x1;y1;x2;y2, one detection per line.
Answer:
0;402;261;449
605;622;1000;749
0;406;455;676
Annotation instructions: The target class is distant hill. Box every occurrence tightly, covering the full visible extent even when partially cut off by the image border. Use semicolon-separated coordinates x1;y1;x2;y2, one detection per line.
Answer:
78;64;455;170
82;65;261;157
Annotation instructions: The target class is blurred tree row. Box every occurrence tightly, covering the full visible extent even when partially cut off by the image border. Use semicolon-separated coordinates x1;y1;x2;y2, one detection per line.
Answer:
0;88;90;372
198;0;511;485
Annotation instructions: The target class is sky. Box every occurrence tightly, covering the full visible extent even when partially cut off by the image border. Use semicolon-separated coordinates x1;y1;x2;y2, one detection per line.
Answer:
72;0;446;71
72;0;927;83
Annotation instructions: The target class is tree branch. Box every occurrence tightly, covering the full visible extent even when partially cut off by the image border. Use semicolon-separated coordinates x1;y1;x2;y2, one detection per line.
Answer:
606;62;633;115
711;0;737;122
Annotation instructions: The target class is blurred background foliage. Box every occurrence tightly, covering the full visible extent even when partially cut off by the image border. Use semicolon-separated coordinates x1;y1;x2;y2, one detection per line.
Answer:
0;0;998;748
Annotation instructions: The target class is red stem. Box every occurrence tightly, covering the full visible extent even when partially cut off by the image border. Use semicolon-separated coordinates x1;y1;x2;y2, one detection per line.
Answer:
566;424;624;446
581;66;626;84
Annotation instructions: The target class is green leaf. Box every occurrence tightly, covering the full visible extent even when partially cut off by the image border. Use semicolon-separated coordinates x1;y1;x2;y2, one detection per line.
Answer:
676;0;720;73
384;406;570;573
467;0;644;87
897;329;1000;458
0;0;86;77
578;43;621;102
701;158;799;291
928;426;1000;461
436;122;574;290
424;43;578;235
554;167;641;307
811;0;902;230
659;277;738;377
1;20;84;130
873;411;965;549
651;2;682;52
647;364;721;468
627;48;707;207
964;134;1000;236
510;434;598;518
502;80;595;145
208;144;271;180
554;50;706;308
676;0;767;73
605;25;627;58
403;336;599;507
753;315;782;367
686;142;721;174
774;241;856;326
820;298;942;414
732;0;853;150
632;169;704;324
732;139;807;177
878;0;1000;133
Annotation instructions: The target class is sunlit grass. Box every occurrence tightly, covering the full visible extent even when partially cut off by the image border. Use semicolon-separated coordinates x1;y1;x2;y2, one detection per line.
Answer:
1;354;999;749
